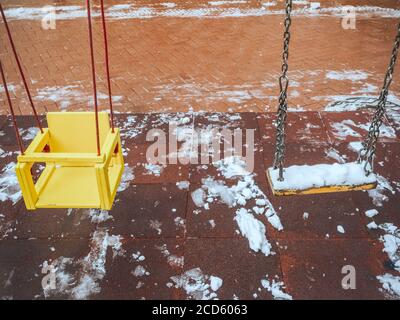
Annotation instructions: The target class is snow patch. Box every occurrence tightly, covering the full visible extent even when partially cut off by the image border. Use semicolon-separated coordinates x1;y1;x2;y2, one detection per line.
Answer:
42;229;124;299
337;225;345;234
377;274;400;298
85;209;113;224
378;223;400;272
144;163;165;176
0;162;21;204
261;275;292;300
118;164;134;192
326;70;368;82
234;208;272;256
132;265;150;277
170;268;223;300
367;174;395;207
176;180;190;190
4;5;400;21
157;244;184;268
365;209;379;218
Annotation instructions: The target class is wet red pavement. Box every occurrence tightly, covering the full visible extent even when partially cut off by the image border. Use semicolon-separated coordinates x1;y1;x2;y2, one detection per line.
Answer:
0;110;399;300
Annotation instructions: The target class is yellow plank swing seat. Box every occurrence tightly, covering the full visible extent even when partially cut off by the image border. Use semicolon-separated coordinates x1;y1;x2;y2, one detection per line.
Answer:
266;163;377;196
266;1;399;196
0;0;124;210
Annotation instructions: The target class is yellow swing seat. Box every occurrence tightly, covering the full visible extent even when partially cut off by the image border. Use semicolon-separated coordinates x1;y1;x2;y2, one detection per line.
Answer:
267;163;377;196
16;112;124;210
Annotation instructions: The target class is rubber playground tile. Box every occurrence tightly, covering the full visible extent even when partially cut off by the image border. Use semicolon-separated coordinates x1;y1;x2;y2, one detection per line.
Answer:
188;150;267;185
261;142;341;169
115;113;152;145
352;190;400;231
369;142;400;181
266;191;371;241
118;113;195;146
96;239;184;300
278;239;387;300
257;111;331;145
13;208;75;240
184;238;283;300
186;197;240;239
108;183;188;238
125;143;190;184
0;238;92;299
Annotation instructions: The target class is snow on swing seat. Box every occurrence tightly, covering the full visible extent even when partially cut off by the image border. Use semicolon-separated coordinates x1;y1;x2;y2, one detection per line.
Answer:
16;112;124;210
267;162;377;196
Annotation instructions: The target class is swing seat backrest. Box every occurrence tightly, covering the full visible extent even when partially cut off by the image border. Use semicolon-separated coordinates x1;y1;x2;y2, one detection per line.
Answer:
47;112;110;154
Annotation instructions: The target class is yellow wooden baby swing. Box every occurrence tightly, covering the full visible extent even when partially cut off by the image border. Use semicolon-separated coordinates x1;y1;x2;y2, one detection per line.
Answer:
0;0;124;210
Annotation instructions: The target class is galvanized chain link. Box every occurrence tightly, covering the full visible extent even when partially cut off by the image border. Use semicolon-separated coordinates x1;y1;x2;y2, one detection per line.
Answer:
358;22;400;175
273;0;293;181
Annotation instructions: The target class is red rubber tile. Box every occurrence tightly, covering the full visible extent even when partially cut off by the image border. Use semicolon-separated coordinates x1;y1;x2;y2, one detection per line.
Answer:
126;144;189;185
261;142;340;168
278;239;387;300
0;238;92;299
258;111;331;145
267;192;371;241
109;184;188;238
184;238;283;300
96;239;184;300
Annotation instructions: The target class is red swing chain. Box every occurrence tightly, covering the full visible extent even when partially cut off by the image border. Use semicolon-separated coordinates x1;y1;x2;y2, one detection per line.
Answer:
100;0;115;133
87;0;116;155
0;60;25;154
0;3;43;134
86;0;101;156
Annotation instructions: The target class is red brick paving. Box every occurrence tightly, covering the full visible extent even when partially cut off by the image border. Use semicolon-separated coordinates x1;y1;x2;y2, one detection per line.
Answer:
0;111;399;300
0;0;399;114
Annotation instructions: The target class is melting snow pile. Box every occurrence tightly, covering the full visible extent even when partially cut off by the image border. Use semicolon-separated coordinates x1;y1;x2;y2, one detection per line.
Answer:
377;223;400;297
0;162;21;204
268;162;376;191
191;156;282;256
261;275;293;300
42;229;124;300
377;274;400;297
365;214;400;298
170;268;223;300
378;223;400;272
235;208;272;256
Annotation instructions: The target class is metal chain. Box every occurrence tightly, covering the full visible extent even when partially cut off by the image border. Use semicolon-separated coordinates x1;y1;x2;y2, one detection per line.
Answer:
273;0;293;181
358;22;400;175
